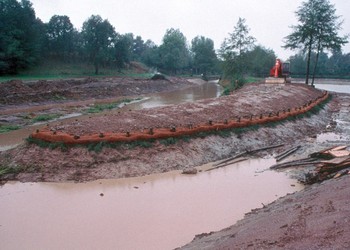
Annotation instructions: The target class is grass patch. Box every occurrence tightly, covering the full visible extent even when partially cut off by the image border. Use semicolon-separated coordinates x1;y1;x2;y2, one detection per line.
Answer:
86;103;120;113
0;165;22;177
0;124;21;133
26;136;68;151
85;98;138;114
32;114;61;123
0;60;153;82
160;137;178;146
87;141;107;153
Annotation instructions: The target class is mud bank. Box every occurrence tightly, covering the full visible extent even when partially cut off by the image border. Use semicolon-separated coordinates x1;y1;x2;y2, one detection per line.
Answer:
180;175;350;250
0;84;339;183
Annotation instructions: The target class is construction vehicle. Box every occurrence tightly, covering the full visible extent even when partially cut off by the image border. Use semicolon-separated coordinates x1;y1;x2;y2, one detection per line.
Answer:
265;59;291;83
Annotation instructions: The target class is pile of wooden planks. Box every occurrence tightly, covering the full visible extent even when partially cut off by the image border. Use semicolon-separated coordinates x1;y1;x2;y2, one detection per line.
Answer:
270;145;350;184
303;146;350;184
311;146;350;182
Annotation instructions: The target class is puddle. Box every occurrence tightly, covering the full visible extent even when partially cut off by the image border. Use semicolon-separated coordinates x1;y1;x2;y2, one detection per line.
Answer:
314;83;350;94
316;132;343;143
0;158;302;250
32;113;83;126
0;144;19;152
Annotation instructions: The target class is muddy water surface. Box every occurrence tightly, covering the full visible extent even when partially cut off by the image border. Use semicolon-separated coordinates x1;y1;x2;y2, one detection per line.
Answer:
0;81;222;151
0;158;302;250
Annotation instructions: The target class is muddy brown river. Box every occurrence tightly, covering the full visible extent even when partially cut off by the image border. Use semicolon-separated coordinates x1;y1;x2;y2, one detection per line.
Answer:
0;158;302;250
1;79;348;249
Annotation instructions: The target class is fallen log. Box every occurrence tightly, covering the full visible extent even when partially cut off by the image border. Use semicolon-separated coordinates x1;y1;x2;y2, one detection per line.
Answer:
213;143;284;167
275;146;301;162
248;143;285;154
206;158;247;172
270;157;319;170
213;152;247;167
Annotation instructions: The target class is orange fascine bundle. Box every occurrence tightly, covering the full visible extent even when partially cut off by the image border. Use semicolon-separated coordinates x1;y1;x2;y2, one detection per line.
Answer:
32;91;329;145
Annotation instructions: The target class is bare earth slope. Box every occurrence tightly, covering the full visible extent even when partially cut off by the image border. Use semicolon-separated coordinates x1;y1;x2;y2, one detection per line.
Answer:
180;175;350;250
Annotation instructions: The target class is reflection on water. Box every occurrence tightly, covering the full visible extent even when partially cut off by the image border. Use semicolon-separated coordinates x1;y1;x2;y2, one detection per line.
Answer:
0;81;222;150
314;83;350;94
0;158;302;250
293;78;350;94
126;81;222;110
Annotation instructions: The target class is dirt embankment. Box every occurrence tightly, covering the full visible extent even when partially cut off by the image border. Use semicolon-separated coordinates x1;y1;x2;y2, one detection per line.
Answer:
0;76;193;107
0;83;338;183
0;76;195;127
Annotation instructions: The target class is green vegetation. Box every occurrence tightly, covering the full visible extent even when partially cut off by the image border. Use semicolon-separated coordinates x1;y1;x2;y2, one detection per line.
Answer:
26;136;68;151
160;137;178;146
0;60;154;82
221;76;262;95
283;0;348;84
0;165;22;177
0;125;21;134
86;103;121;114
219;18;275;89
32;114;61;123
85;98;138;114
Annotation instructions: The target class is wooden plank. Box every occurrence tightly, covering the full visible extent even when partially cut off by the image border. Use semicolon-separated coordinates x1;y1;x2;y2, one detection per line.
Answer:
329;150;350;158
319;157;350;165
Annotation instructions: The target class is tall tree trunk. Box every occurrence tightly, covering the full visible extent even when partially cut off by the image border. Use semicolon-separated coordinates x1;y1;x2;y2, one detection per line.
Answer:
94;60;99;75
305;44;312;85
311;40;321;86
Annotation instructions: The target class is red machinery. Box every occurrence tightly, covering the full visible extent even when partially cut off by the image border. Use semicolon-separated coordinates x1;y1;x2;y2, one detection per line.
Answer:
269;59;290;78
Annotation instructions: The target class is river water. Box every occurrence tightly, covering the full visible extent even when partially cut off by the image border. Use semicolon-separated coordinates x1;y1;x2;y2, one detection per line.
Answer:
0;159;302;250
1;79;347;250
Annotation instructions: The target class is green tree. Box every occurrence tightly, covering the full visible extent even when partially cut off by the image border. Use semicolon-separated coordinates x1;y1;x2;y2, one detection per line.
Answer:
0;0;44;74
289;52;307;76
158;28;190;74
191;36;217;75
114;33;133;70
141;40;160;69
283;0;348;85
132;35;146;61
46;15;76;61
81;15;116;74
219;17;256;88
246;45;276;77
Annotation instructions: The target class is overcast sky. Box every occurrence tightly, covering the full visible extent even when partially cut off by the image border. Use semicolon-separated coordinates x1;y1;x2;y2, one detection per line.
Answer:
30;0;350;60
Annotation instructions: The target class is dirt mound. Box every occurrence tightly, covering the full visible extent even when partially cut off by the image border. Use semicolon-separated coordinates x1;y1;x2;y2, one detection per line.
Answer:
33;83;327;145
0;77;193;106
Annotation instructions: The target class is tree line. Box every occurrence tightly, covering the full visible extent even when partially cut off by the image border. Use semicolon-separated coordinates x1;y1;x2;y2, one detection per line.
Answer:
0;0;348;82
0;0;277;77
